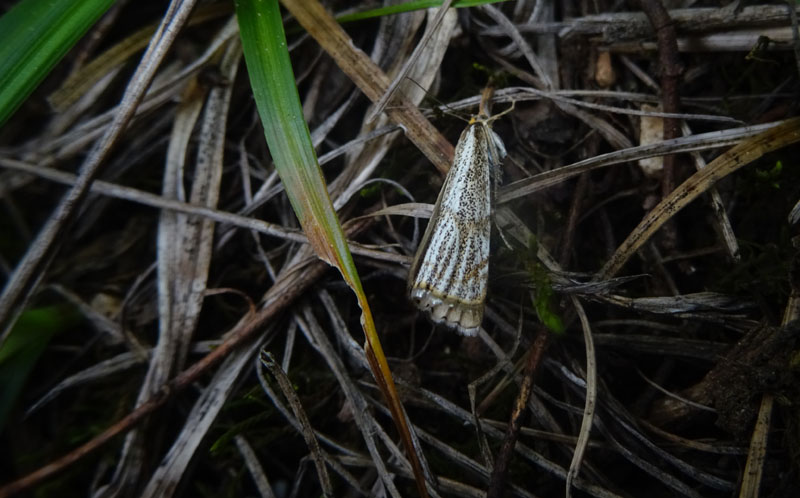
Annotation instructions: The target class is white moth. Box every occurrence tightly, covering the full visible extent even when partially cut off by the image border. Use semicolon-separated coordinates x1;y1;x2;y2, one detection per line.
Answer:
408;112;506;335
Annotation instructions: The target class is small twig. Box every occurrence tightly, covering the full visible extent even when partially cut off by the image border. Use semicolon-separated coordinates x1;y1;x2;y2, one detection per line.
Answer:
640;0;682;166
640;0;684;251
486;329;549;498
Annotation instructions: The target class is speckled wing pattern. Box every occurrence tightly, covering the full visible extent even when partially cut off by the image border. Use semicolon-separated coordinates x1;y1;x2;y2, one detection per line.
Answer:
408;117;506;335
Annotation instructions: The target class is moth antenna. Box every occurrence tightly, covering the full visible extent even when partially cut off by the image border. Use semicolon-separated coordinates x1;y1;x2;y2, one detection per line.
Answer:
489;100;515;123
399;77;471;123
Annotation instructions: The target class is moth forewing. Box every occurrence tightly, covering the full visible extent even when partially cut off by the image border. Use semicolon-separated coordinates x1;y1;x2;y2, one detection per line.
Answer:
408;117;507;335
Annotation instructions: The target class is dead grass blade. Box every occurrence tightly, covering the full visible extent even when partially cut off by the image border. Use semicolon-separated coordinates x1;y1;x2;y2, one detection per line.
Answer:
413;381;622;498
499;120;785;204
594;291;754;314
739;393;774;498
366;0;455;122
681;121;740;261
255;350;370;496
481;3;554;90
597;117;800;279
234;436;278;498
565;297;597;498
260;351;333;497
591;418;704;498
597;395;736;492
282;0;454;175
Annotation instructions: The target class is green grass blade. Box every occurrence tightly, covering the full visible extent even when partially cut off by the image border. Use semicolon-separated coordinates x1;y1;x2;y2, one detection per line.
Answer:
235;0;348;268
335;0;506;24
236;1;429;495
0;0;116;127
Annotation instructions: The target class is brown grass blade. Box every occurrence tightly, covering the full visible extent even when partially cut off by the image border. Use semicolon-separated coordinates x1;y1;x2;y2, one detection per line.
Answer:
597;117;800;279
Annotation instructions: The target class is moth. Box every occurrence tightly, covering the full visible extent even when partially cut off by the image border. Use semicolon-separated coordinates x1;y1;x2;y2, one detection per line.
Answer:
407;109;507;335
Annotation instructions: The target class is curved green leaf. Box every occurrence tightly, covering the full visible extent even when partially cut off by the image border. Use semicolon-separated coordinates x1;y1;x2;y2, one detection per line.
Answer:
0;0;115;126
